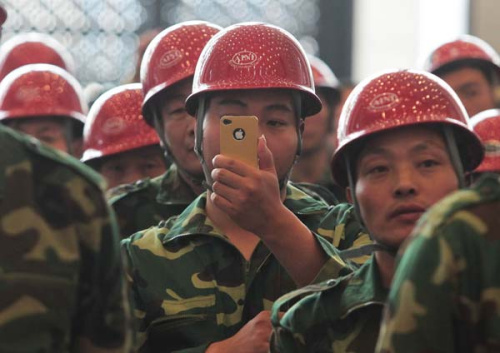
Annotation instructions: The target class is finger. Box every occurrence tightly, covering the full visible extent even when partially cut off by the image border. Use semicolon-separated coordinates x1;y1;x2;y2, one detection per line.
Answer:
257;135;276;172
211;180;241;204
211;167;245;189
209;190;234;214
213;154;253;177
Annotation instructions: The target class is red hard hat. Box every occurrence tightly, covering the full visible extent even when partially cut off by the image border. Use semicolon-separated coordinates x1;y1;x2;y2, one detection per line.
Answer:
185;22;322;118
423;35;500;78
0;32;75;81
470;109;500;173
82;83;160;163
331;69;484;187
0;63;86;125
308;55;340;104
141;21;222;126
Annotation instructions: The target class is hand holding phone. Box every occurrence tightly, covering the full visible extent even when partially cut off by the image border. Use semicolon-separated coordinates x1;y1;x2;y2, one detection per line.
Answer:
220;115;258;168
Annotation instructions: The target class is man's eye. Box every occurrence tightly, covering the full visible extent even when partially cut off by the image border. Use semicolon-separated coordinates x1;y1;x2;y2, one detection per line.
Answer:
367;165;388;175
419;159;439;168
268;120;286;127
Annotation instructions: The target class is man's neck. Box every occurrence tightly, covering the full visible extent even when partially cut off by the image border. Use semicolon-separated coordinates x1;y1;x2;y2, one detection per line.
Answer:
178;168;205;196
374;250;396;289
291;146;329;184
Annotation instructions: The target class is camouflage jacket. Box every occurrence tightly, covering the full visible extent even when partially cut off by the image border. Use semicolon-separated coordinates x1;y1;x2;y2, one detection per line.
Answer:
122;183;371;352
0;126;133;352
376;174;500;353
271;256;387;353
108;164;198;239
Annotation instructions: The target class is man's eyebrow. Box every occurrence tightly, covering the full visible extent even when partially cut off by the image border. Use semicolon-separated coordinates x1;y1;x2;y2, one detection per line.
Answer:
218;98;247;107
357;146;388;162
457;82;480;92
265;103;293;113
410;140;446;153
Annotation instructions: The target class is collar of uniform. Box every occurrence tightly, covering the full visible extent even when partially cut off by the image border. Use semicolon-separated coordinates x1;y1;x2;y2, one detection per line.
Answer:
283;182;330;215
160;192;224;244
336;256;388;319
161;183;329;244
156;164;198;205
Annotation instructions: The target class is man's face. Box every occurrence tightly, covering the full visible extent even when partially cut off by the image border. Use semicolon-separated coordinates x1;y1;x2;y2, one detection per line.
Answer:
440;67;496;117
9;117;69;152
352;125;459;248
159;78;202;179
99;145;165;189
202;89;299;183
302;90;332;154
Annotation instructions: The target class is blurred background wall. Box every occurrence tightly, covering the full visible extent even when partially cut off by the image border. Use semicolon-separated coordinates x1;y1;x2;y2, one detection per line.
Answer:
3;0;497;88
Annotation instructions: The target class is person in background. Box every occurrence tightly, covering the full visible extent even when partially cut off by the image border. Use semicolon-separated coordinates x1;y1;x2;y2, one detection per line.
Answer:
270;69;483;353
108;21;222;239
423;35;500;116
82;83;166;190
290;55;345;203
0;32;75;81
126;28;161;84
0;63;87;158
122;22;370;353
0;6;133;352
469;108;500;181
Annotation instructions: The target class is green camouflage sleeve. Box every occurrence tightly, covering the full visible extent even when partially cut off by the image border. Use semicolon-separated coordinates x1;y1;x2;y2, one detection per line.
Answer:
313;203;372;282
108;178;166;239
376;186;500;353
0;130;133;352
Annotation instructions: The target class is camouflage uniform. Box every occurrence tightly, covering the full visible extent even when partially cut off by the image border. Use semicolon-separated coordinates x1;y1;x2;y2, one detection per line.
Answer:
0;125;133;352
376;174;500;353
270;256;387;353
109;163;342;239
108;164;197;239
122;184;371;352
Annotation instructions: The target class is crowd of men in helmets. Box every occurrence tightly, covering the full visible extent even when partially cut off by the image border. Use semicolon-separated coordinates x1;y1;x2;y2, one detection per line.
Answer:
0;2;499;352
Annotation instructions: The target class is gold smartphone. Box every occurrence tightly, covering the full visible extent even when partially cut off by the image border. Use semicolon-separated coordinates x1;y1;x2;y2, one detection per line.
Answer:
220;115;259;168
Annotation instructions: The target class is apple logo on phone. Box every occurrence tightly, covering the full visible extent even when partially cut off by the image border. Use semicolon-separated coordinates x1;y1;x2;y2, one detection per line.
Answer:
233;128;245;140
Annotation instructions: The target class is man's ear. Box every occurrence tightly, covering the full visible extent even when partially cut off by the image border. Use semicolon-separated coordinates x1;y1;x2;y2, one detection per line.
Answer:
346;186;354;204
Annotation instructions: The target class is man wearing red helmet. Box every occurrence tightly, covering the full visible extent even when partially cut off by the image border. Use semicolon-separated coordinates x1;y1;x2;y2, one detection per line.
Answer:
0;32;75;81
122;22;370;352
0;63;87;158
108;21;222;239
82;83;166;190
423;35;500;117
270;69;484;353
290;55;345;203
469;109;500;179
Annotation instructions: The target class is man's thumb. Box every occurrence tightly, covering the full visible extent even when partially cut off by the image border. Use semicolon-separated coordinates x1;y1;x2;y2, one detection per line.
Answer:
258;135;275;172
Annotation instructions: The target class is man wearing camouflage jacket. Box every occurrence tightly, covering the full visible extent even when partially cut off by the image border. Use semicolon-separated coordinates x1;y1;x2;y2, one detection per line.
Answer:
0;123;133;352
107;21;221;239
376;173;500;353
270;69;485;353
122;22;371;352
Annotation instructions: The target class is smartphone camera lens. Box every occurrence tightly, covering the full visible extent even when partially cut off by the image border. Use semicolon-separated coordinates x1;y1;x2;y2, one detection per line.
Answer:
222;118;232;125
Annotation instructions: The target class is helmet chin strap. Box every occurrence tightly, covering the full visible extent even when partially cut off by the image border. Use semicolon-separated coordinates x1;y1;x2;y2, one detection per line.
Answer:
62;119;75;156
443;125;465;188
194;97;214;191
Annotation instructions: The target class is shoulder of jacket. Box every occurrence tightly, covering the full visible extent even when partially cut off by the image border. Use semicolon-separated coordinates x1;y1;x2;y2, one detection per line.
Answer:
2;128;105;189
